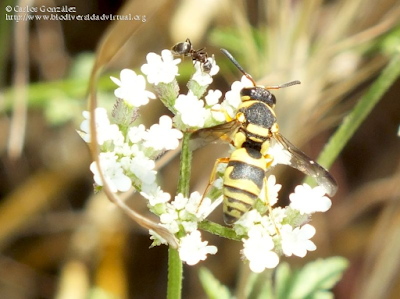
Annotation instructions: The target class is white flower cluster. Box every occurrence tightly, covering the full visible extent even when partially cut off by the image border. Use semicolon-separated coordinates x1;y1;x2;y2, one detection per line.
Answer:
146;191;218;265
80;105;182;193
233;176;332;273
80;49;229;266
80;47;333;270
173;74;254;131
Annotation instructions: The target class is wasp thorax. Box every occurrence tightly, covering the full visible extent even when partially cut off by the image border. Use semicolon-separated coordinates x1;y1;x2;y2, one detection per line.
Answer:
241;87;276;107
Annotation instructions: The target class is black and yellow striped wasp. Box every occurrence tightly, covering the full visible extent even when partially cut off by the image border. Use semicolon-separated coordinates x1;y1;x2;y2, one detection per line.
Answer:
191;49;338;225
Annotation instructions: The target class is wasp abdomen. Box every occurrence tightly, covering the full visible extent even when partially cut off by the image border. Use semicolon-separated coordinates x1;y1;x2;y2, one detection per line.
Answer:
223;148;266;224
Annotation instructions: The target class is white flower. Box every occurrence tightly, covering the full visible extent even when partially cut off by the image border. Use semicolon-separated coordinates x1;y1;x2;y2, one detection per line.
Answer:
174;93;207;128
128;124;147;144
270;207;287;226
159;203;180;234
205;89;222;106
149;229;169;246
160;213;179;234
80;108;123;145
191;57;219;86
242;228;279;272
143;115;183;150
179;231;217;265
181;221;198;233
213;177;224;189
267;138;292;167
119;156;132;170
209;104;226;122
141;184;171;206
156;193;202;235
216;162;228;173
141;50;181;85
181;191;216;220
184;192;202;214
204;89;226;123
289;184;332;214
205;56;219;76
172;193;189;210
281;224;316;257
130;155;156;186
110;69;156;107
194;55;219;76
113;143;133;157
223;76;254;110
80;107;109;135
260;175;282;206
197;196;221;220
193;72;212;87
89;152;132;192
235;210;264;230
263;207;288;236
234;209;263;236
160;207;178;222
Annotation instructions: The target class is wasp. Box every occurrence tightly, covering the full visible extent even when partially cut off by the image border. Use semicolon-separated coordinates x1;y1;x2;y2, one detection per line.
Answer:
191;49;338;225
171;38;212;73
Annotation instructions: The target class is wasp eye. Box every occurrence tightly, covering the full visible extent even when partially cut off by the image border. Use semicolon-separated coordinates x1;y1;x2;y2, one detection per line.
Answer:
240;88;253;98
271;94;276;105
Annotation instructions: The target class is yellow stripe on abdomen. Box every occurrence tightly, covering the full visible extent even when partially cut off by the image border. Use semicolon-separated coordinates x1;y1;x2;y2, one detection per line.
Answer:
222;148;266;224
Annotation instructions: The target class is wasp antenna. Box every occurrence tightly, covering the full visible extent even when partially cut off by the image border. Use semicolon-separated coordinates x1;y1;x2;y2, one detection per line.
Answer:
220;48;257;86
266;80;301;90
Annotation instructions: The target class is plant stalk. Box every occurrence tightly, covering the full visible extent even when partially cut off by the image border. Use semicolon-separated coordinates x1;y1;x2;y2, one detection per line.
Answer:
167;132;192;299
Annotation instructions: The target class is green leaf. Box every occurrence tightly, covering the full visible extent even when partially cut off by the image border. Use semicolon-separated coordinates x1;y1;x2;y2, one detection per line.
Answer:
255;271;274;299
310;290;334;299
198;220;241;241
199;267;232;299
275;262;293;299
287;257;349;299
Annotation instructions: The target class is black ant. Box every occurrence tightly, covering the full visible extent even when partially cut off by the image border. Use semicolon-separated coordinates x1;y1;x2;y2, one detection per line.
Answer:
171;38;212;73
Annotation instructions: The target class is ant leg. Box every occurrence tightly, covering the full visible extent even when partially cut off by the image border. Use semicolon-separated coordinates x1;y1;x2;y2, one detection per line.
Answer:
197;47;207;55
197;157;230;212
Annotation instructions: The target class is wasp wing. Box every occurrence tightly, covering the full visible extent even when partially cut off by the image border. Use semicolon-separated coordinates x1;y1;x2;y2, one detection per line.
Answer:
272;132;338;196
189;120;241;151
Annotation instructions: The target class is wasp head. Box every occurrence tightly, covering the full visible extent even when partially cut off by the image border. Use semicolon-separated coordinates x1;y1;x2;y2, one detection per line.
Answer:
240;87;276;107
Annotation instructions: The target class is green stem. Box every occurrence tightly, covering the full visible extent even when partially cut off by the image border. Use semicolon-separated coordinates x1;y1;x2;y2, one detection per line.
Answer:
167;247;183;299
167;132;192;299
177;132;192;197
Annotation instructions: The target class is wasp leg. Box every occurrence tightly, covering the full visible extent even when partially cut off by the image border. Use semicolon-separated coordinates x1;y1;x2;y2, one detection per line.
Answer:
263;153;280;235
210;107;234;122
264;175;281;235
197;157;230;212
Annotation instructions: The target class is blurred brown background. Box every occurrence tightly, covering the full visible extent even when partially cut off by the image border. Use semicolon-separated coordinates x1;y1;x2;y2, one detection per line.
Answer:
1;0;400;298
